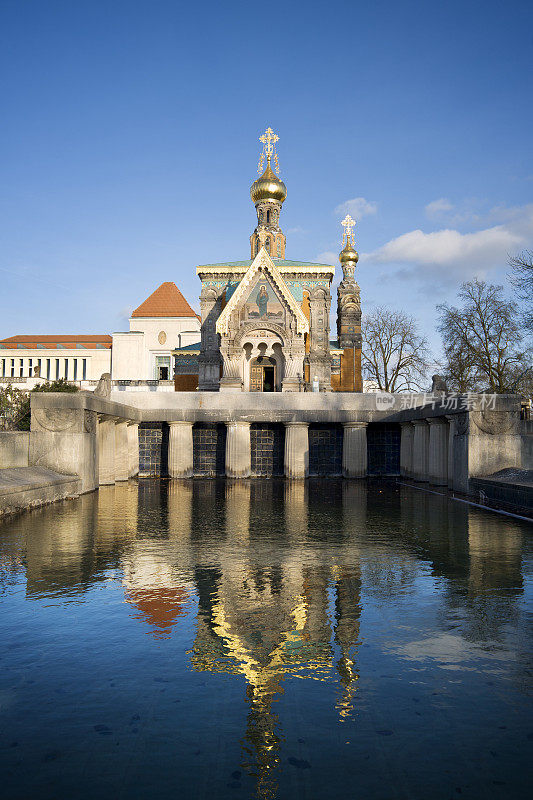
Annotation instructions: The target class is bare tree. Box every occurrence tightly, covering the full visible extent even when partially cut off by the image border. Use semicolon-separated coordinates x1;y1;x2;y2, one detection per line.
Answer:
362;307;431;392
437;279;530;393
509;249;533;331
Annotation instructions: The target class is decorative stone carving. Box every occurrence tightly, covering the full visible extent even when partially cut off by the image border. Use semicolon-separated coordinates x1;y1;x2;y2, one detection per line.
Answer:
455;412;469;436
470;409;519;435
84;410;97;433
32;408;79;432
94;373;112;398
158;331;167;345
431;374;448;395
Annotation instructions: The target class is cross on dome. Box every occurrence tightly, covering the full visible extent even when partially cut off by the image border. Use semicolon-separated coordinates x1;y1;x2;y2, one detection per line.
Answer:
258;127;281;175
341;214;356;246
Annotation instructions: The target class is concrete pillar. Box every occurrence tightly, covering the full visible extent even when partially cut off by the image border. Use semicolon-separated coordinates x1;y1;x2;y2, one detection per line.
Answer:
114;421;129;482
412;420;429;482
342;422;367;478
98;418;116;485
400;422;414;478
428;418;448;486
428;417;448;486
284;422;309;479
445;415;455;490
168;421;193;478
225;421;251;478
127;422;139;478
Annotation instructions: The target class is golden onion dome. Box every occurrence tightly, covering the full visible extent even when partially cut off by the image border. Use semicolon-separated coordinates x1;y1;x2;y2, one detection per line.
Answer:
339;242;359;264
250;160;287;204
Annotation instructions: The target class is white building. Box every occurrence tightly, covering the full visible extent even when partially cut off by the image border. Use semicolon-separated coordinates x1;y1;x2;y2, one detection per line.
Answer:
112;282;200;381
0;281;201;390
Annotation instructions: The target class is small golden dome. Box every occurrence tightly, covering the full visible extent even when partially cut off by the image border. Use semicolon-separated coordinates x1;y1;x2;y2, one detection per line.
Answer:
339;243;359;264
251;161;287;204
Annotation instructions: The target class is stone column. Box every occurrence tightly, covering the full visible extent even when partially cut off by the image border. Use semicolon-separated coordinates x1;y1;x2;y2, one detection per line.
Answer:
168;421;194;478
411;420;429;482
284;422;309;478
225;421;251;478
427;418;448;485
342;422;367;478
98;418;116;485
445;415;455;490
127;422;139;478
400;422;414;478
114;421;129;482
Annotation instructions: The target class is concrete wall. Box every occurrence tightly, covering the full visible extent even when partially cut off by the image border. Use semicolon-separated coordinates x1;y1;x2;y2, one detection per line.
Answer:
111;332;145;380
126;316;201;380
0;432;30;468
521;420;533;469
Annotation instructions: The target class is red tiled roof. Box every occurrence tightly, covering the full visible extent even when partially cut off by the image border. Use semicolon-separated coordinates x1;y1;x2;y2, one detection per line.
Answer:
131;282;198;318
0;335;112;350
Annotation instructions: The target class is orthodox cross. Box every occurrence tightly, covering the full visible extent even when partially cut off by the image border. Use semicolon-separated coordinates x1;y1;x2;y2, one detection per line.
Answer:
341;214;356;246
258;127;281;174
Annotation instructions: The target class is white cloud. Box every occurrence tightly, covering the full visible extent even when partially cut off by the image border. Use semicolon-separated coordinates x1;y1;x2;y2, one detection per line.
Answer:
315;250;338;266
334;197;377;219
425;198;454;219
363;203;533;287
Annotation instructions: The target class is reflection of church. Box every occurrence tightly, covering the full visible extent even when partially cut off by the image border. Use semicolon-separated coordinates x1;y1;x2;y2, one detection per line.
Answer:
197;127;362;392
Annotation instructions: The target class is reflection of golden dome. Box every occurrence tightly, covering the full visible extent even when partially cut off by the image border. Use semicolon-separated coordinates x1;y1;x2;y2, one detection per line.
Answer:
251;161;287;204
339;243;359;264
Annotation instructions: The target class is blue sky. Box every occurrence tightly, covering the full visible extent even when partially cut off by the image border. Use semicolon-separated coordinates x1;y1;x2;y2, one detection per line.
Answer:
1;0;532;356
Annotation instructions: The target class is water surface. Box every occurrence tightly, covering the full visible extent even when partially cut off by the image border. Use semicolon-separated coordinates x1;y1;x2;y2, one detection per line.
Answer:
0;480;532;799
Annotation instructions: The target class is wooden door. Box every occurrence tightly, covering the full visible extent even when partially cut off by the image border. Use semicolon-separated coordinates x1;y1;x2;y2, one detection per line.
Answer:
250;363;263;392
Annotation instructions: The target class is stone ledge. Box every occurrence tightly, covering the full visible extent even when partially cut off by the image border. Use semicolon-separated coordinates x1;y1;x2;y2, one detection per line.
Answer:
0;467;80;516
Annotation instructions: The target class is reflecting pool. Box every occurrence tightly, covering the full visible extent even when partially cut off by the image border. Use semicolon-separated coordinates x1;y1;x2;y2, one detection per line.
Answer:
0;480;532;799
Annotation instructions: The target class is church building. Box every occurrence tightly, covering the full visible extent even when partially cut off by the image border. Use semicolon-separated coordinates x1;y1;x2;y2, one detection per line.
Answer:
197;127;362;392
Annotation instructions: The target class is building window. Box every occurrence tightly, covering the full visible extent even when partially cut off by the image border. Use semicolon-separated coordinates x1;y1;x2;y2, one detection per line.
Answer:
73;359;78;380
255;235;260;255
82;359;87;380
46;359;51;380
55;359;60;379
155;355;171;381
1;360;4;377
265;237;270;254
277;238;282;257
19;359;23;377
64;358;68;380
266;209;270;223
28;358;33;377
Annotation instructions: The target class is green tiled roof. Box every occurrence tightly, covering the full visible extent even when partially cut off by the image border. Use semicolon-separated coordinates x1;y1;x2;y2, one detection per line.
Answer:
197;258;334;268
173;341;201;352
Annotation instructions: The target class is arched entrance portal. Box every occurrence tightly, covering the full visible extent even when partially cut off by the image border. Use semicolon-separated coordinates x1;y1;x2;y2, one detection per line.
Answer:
250;356;277;392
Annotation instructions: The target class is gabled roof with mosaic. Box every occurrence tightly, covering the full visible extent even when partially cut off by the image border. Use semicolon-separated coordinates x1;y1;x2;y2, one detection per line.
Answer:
216;249;310;336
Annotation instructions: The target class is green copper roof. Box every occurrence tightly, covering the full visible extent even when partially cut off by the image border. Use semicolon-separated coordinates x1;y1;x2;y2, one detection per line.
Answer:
197;258;334;268
173;341;201;352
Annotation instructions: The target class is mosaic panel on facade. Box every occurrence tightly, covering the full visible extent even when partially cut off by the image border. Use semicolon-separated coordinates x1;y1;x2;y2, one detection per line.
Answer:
367;423;401;476
250;424;285;477
192;423;227;476
308;424;343;476
139;423;169;477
